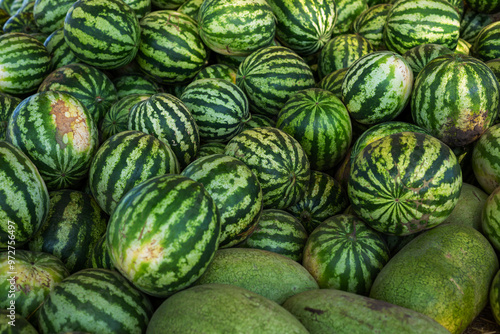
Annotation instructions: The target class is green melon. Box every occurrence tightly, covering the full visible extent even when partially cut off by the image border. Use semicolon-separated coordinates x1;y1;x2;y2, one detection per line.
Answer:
473;124;500;193
482;186;500;252
0;92;20;140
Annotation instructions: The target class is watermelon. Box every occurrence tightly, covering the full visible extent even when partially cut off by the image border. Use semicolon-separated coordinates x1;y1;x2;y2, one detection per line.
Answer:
482;186;500;251
242;113;276;131
472;21;500;61
455;38;471;55
127;93;200;168
146;284;309;334
239;209;308;262
0;141;49;249
341;51;413;125
318;33;374;79
383;0;461;55
490;270;500;325
466;0;500;13
266;0;336;56
177;0;203;20
0;250;69;319
225;127;311;210
0;8;9;32
43;28;79;70
332;0;368;36
123;0;151;18
194;142;226;159
0;92;20;140
473;124;500;193
411;53;500;147
302;214;390;295
37;268;153;334
63;0;141;69
100;94;150;142
286;170;348;234
370;223;499;334
89;130;180;215
151;0;185;9
2;2;38;35
348;131;462;236
33;0;75;34
442;182;488;231
236;46;316;117
276;88;352;171
136;10;208;85
460;6;493;43
197;0;276;56
0;309;38;334
106;174;221;297
193;64;237;84
352;3;392;50
402;43;454;76
317;67;348;98
38;63;118;124
196;248;318;304
180;78;250;142
87;233;114;270
6;91;99;190
181;154;262;248
28;189;108;273
112;74;160;99
0;32;51;95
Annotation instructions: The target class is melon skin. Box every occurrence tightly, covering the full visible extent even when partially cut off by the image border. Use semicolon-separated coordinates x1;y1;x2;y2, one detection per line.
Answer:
369;223;499;334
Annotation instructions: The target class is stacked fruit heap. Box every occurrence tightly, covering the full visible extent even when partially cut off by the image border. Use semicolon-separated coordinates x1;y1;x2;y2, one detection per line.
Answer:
3;0;500;332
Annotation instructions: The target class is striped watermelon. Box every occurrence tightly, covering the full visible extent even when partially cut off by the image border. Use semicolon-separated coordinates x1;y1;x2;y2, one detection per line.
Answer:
0;32;51;95
198;0;276;56
332;0;368;36
181;154;263;248
302;214;390;295
472;124;500;193
236;46;316;117
402;43;454;76
0;92;20;140
194;142;226;159
266;0;336;56
63;0;141;70
43;28;79;70
0;141;49;249
460;7;493;43
286;170;348;234
151;0;185;9
89;130;180;215
37;268;153;334
276;88;352;171
123;0;151;18
193;64;237;84
411;53;500;147
317;67;348;98
352;3;392;50
486;58;500;85
0;310;38;334
0;250;69;319
481;186;500;251
350;121;430;166
6;91;99;190
100;94;150;142
472;21;500;61
136;10;207;85
112;74;160;99
491;270;500;325
106;174;221;297
341;51;413;125
2;2;38;35
87;233;114;270
383;0;461;55
38;63;118;124
177;0;203;20
225;127;311;210
466;0;500;13
0;8;9;32
318;33;374;79
127;93;200;168
239;209;308;262
33;0;74;34
242;113;276;131
455;38;471;55
348;131;462;236
28;189;108;273
181;78;250;142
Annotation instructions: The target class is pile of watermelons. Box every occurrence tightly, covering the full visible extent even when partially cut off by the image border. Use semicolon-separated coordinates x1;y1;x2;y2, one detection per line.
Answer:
2;0;500;332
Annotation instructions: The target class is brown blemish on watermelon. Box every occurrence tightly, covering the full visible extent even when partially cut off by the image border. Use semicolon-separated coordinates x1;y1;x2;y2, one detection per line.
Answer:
441;110;489;147
304;307;325;315
50;99;90;152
